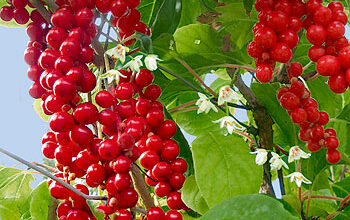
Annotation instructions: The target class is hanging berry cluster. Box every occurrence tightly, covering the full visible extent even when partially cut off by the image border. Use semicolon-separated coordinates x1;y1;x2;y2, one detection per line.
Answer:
277;64;341;163
305;0;350;93
248;0;305;83
248;0;346;163
0;0;186;219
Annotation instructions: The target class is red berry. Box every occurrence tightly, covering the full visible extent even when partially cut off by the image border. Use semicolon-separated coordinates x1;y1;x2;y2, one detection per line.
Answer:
152;161;173;181
305;107;320;123
267;10;289;33
307;140;322;152
86;163;106;185
279;92;300;110
114;173;132;191
73;102;98;125
13;8;29;24
171;158;188;174
135;69;154;87
99;139;120;160
316;55;340;77
338;47;350;69
113;156;132;174
75;8;94;28
115;82;135;100
139;150;160;170
169;173;185;190
161;139;180;162
306;25;327;46
51;8;75;30
328;74;348;94
325;136;339;149
95;90;114;108
326;149;341;163
0;6;14;21
287;62;303;78
147;207;165;220
313;6;332;26
146;109;164;128
167;192;184;210
165;210;183;220
278;30;299;49
308;46;326;62
144;85;162;101
70;125;94;147
55;145;72;165
50;111;75;132
254;27;277;49
145;170;158;186
155;181;172;197
158;120;177;139
327;21;345;39
291;108;307;124
256;64;273;83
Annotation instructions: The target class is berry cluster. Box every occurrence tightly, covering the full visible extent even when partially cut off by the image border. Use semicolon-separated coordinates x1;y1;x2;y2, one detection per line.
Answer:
277;64;341;163
95;0;150;45
305;0;350;93
1;0;187;219
248;0;305;83
0;0;34;24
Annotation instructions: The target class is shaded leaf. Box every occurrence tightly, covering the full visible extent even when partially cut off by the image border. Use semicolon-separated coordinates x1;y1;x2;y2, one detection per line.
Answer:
29;181;52;220
33;99;50;122
199;194;299;220
192;132;261;207
182;175;209;215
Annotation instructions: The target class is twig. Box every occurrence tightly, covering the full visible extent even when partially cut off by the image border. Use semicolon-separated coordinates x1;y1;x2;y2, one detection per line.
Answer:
133;163;158;183
32;162;57;172
325;212;338;220
338;193;350;210
302;195;343;202
274;145;288;156
133;207;147;215
196;64;256;72
175;57;217;97
339;165;347;181
130;165;155;209
0;147;107;201
168;100;197;113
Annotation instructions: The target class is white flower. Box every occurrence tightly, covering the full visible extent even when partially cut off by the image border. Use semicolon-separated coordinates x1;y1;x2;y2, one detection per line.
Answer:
100;69;126;84
270;152;289;170
218;86;243;105
288;146;311;163
195;93;217;114
250;149;268;165
105;44;130;64
145;54;162;71
213;116;243;134
123;55;143;73
285;172;312;187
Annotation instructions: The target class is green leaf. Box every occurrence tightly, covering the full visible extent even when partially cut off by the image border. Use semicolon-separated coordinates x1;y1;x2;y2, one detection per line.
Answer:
199;194;299;220
150;0;182;39
182;175;209;215
215;2;257;49
192;132;262;208
33;99;50;122
337;104;350;121
0;166;34;200
29;181;52;220
332;177;350;198
293;33;314;72
333;206;350;220
306;77;343;118
243;0;254;13
0;198;24;220
178;0;203;27
251;82;299;146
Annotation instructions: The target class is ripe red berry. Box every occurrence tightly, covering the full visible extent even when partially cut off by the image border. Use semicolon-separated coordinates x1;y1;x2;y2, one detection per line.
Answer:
287;62;303;78
338;47;350;69
55;145;72;165
139;150;160;170
291;108;307;124
95;90;114;108
279;92;300;110
144;85;162;101
50;111;75;132
73;102;98;125
256;64;273;83
306;25;327;46
147;207;165;220
165;210;183;220
313;6;332;26
86;163;106;185
171;158;188;174
145;170;158;186
254;27;277;49
113;156;132;174
316;55;340;77
0;6;14;22
13;8;29;24
307;140;322;152
70;125;94;147
155;181;172;197
146;109;164;128
114;173;132;191
305;107;320;123
161;139;180;162
42;141;58;159
326;149;341;163
99;139;120;160
308;46;326;62
324;136;339;149
327;21;345;39
328;74;348;94
135;69;154;87
267;11;289;33
119;188;138;208
115;82;134;100
278;30;299;49
51;8;75;30
167;192;184;210
169;173;185;190
152;161;173;181
75;8;94;28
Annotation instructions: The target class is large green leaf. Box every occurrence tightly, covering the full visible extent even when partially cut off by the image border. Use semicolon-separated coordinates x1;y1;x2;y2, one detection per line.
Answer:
303;190;338;218
192;132;262;208
215;2;257;49
178;0;203;27
306;77;343;118
332;177;350;198
0;166;34;200
29;181;52;220
301;149;329;190
199;194;299;220
251;82;299;146
333;206;350;220
0;198;25;220
182;175;209;215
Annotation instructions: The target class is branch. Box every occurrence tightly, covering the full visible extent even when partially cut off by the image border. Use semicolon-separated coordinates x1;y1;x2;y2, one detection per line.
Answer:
230;70;275;197
175;57;217;97
0;147;107;201
130;165;155;209
32;162;57;172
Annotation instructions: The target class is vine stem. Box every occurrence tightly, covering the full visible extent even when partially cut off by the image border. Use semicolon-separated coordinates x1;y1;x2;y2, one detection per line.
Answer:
0;147;107;201
198;64;256;72
274;145;288;156
302;195;343;202
32;162;57;172
175;57;217;97
171;107;199;114
338;193;350;210
168;100;197;113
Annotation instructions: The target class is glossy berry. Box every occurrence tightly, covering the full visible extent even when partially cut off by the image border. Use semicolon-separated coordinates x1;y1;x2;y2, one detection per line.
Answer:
115;82;134;100
147;207;165;220
113;156;132;174
95;90;114;108
316;55;340;77
144;85;162;101
326;149;341;164
161;139;180;162
165;210;183;220
171;158;188;174
256;64;273;83
139;150;160;170
135;69;154;87
155;181;172;197
254;27;277;49
328;74;348;94
306;25;327;46
152;161;173;181
279;92;300;110
167;192;184;210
